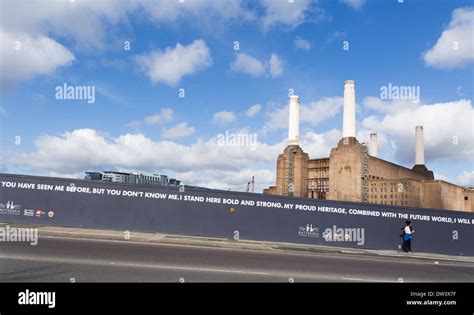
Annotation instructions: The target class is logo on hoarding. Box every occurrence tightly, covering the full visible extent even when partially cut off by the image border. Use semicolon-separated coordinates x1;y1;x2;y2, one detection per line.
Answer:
298;224;319;238
22;208;55;218
24;209;35;217
0;201;21;216
322;225;365;246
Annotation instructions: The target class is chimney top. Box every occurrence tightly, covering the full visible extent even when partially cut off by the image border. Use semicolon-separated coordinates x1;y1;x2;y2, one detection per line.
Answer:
369;133;378;157
342;79;356;138
415;125;424;165
288;94;300;146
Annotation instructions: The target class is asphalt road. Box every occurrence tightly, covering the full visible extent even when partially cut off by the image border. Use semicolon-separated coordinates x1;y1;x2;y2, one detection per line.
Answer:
0;236;473;282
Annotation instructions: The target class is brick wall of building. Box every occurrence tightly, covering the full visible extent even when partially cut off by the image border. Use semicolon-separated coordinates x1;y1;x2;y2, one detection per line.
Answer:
275;145;309;198
264;139;472;212
368;157;432;181
328;137;363;202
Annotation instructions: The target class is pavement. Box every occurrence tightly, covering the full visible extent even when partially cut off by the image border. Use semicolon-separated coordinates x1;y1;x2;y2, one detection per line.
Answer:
0;223;473;282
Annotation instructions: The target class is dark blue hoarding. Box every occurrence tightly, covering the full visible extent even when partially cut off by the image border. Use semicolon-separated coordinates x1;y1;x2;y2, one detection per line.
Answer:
0;173;473;256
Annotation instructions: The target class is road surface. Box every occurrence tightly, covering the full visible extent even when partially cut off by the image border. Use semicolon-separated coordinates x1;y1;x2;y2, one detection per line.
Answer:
0;236;473;282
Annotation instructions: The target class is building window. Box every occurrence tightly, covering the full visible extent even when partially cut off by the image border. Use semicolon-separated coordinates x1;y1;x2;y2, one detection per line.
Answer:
465;196;468;201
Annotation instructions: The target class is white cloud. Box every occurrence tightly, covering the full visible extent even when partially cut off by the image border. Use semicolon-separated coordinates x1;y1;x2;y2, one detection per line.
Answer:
326;31;346;44
213;111;237;125
294;37;312;50
168;168;275;192
0;28;75;89
269;53;283;78
300;97;344;126
340;0;366;10
299;129;342;159
362;96;419;113
264;96;344;130
144;108;173;125
0;0;139;52
11;126;472;191
246;104;262;117
162;122;195;139
434;172;451;182
127;120;142;129
261;0;312;31
141;0;255;25
8;128;283;183
0;0;254;51
457;171;474;187
128;108;174;129
7;126;353;191
362;99;474;164
423;7;474;69
231;53;266;77
363;96;388;112
355;130;389;155
0;0;253;88
47;171;84;180
135;39;212;86
231;52;284;78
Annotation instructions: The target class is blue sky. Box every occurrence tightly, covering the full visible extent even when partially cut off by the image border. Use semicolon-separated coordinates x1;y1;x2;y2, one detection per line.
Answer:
0;0;473;191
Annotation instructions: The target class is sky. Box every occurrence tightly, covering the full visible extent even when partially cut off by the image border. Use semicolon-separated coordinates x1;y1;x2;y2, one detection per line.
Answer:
0;0;473;192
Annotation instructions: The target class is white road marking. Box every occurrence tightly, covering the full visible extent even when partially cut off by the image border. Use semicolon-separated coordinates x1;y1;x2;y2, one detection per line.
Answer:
36;235;272;255
0;254;270;276
341;277;398;283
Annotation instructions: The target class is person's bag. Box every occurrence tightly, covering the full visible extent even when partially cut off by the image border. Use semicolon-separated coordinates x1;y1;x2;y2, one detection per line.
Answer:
403;233;412;241
399;227;405;238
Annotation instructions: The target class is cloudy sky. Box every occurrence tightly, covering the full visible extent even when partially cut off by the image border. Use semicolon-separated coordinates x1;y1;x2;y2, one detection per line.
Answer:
0;0;473;191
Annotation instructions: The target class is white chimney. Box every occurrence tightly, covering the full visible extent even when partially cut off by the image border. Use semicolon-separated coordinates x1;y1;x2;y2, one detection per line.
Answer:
415;126;425;165
288;95;300;145
369;133;378;157
343;80;356;138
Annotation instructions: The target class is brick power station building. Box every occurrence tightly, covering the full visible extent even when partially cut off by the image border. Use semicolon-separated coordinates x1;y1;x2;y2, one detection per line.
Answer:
264;80;473;212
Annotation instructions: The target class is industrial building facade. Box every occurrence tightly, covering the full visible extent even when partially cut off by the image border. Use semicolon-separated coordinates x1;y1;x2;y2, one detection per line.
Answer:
85;171;181;188
264;80;473;212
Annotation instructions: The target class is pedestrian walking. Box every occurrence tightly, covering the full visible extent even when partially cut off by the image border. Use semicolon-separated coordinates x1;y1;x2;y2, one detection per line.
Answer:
401;220;415;253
